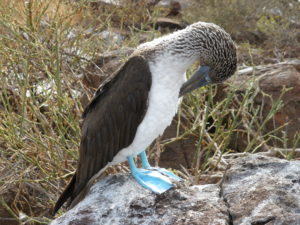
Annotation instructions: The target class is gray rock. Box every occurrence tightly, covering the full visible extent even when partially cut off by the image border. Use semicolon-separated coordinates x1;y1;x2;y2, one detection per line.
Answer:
51;175;229;225
51;154;300;225
222;154;300;225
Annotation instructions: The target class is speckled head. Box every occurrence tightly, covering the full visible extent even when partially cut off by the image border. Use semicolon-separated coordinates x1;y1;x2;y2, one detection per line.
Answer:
198;23;237;81
134;21;237;96
176;22;237;95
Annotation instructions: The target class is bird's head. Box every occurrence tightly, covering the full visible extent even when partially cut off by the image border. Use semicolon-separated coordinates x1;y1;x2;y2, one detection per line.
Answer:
179;23;237;96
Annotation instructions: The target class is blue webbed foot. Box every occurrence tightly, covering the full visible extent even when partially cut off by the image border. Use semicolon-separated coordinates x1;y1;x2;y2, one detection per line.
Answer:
127;156;173;194
139;151;182;181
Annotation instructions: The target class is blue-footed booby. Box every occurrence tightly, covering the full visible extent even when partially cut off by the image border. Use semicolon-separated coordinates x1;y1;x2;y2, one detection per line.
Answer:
53;21;237;214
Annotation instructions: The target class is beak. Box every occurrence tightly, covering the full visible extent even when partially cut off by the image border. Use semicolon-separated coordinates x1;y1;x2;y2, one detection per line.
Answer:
179;66;211;97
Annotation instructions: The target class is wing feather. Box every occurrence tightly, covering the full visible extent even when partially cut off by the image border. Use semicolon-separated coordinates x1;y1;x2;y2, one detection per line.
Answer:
53;56;152;214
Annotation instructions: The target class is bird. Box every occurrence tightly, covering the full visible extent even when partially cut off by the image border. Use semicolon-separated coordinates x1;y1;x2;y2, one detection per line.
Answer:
53;21;237;215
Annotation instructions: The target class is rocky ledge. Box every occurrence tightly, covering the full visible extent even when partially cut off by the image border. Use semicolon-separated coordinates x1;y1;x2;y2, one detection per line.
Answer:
51;154;300;225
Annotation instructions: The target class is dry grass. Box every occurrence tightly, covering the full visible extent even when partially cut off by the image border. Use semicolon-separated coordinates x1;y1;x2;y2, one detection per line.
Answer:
0;0;299;224
184;0;300;58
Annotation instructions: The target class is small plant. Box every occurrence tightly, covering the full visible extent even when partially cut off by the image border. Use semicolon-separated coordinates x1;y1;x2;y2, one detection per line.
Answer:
155;68;296;184
184;0;300;57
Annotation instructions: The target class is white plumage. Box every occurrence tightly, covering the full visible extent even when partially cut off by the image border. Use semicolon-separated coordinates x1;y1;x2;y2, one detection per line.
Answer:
110;53;191;165
109;25;207;165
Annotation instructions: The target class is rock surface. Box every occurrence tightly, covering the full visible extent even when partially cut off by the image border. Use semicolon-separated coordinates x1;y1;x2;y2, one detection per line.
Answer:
51;154;300;225
51;176;228;225
222;154;300;225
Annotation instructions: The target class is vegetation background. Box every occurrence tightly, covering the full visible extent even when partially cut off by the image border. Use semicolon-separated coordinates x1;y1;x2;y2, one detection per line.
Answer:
0;0;299;224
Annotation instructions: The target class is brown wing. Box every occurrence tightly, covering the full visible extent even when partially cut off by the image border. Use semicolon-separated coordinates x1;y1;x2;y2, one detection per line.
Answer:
53;56;152;214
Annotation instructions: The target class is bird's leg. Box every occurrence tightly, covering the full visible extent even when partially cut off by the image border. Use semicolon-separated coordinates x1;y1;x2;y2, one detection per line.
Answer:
139;150;151;168
138;151;181;181
127;156;173;194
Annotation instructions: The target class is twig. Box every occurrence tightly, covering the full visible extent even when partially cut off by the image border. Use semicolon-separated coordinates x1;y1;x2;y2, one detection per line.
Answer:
154;137;162;167
0;198;18;220
204;129;228;166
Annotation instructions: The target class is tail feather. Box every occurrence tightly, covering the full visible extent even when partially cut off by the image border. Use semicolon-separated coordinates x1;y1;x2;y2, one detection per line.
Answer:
52;174;76;216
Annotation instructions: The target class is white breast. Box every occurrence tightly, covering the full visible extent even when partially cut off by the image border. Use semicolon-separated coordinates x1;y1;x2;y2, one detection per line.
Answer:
109;54;188;165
